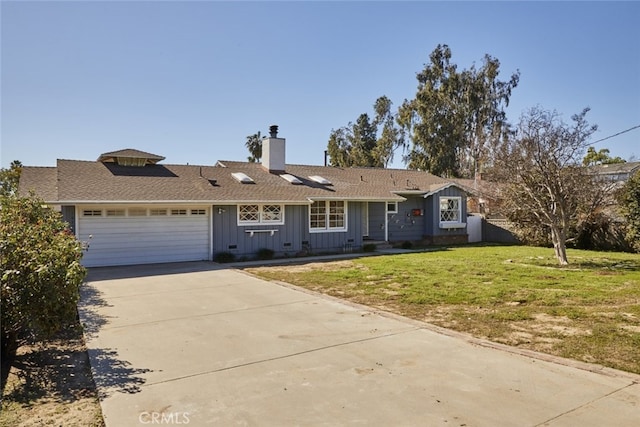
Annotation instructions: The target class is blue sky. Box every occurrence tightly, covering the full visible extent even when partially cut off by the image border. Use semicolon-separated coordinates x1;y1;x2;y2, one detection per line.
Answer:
2;1;639;169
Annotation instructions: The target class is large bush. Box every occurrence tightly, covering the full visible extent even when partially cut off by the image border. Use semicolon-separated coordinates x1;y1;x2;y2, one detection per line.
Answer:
1;196;86;359
618;170;640;253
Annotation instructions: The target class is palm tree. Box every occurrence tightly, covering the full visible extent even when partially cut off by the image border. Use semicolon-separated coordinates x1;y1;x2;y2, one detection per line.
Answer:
245;131;262;163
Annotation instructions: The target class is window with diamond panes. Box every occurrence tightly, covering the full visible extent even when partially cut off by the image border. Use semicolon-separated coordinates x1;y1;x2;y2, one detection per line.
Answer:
440;197;461;222
239;205;259;223
262;205;282;222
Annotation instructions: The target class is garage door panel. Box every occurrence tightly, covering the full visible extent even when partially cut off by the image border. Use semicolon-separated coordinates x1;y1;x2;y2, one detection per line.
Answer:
78;210;210;267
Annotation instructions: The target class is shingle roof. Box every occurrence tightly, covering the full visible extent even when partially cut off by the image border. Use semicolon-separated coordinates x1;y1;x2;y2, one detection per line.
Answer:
18;167;58;200
19;155;458;204
590;161;640;175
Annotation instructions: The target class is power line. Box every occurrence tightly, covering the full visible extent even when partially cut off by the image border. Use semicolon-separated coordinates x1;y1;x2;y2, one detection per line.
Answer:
590;124;640;145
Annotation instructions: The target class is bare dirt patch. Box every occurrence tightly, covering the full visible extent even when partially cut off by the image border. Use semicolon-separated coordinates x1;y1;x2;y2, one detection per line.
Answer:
0;325;104;427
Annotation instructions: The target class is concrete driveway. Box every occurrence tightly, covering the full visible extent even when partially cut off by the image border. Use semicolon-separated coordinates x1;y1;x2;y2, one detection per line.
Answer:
80;261;640;426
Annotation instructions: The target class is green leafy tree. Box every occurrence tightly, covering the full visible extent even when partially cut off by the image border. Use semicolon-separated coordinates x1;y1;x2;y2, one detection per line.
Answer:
398;44;519;177
582;147;626;166
618;170;640;252
245;131;263;163
493;107;598;265
0;160;23;197
1;195;87;359
327;96;403;168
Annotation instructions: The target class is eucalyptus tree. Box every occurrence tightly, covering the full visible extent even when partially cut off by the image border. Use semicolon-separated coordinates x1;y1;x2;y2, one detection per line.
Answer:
398;44;519;177
327;96;403;168
582;147;626;166
0;160;22;197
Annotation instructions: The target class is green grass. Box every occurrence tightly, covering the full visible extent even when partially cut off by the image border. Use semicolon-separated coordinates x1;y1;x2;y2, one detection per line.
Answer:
246;244;640;374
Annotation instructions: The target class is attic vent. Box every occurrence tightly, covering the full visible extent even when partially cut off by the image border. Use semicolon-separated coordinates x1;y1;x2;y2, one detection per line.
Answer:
280;173;302;185
231;172;255;184
309;175;332;185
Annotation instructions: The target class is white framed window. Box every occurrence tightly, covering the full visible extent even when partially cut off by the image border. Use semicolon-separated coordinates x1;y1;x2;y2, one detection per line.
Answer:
82;209;102;217
237;204;284;225
170;209;188;216
387;201;398;213
191;209;206;216
310;200;347;232
439;196;465;228
150;208;167;216
106;209;126;217
128;208;147;216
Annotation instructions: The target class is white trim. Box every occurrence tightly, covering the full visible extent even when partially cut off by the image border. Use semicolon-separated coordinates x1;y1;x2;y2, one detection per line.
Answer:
439;222;467;229
245;229;278;237
386;201;398;214
423;183;466;198
309;200;348;233
439;196;464;229
237;204;285;226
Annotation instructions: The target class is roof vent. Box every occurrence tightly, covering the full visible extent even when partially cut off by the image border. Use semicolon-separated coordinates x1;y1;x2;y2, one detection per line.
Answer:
231;172;255;184
269;125;278;138
309;175;332;185
280;173;302;185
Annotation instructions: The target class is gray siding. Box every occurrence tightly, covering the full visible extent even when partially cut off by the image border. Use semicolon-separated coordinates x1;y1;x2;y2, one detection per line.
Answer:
388;196;427;242
426;186;468;237
367;202;386;241
212;202;364;258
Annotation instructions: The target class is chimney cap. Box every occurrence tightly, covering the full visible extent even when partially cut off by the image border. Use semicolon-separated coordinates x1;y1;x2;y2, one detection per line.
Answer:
269;125;278;138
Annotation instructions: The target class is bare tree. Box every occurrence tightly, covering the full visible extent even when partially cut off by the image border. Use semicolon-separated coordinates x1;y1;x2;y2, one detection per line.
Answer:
493;107;598;265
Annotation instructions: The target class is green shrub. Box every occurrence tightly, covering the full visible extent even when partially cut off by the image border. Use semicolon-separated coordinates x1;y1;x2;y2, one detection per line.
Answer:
362;243;377;252
256;248;275;260
1;195;87;360
401;241;414;249
214;252;236;263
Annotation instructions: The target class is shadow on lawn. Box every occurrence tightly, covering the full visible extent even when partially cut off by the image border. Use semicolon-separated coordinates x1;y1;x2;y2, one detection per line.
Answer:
571;258;640;271
1;326;99;405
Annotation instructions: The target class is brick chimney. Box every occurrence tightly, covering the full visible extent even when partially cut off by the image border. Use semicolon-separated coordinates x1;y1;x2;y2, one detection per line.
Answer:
262;125;286;173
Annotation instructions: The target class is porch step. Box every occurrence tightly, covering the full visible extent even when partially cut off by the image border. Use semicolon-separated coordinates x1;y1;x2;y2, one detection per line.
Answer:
374;242;393;250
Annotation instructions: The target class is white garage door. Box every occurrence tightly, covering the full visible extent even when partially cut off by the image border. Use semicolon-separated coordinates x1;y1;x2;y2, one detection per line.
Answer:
77;206;210;267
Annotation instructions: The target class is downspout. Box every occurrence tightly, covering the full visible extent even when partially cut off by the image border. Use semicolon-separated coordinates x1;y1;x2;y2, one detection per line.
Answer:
209;206;214;261
74;206;79;238
384;204;389;242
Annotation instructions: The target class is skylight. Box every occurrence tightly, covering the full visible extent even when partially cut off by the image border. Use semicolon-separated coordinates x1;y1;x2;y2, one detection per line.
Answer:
308;175;332;185
280;173;303;185
231;172;255;184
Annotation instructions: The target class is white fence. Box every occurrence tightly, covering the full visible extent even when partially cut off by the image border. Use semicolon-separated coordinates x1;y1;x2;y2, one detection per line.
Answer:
467;214;482;243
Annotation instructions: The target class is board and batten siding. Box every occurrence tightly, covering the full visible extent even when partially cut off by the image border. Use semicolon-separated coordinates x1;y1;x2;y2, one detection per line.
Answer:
367;202;386;241
77;205;210;267
425;186;468;237
212;203;364;258
387;196;427;242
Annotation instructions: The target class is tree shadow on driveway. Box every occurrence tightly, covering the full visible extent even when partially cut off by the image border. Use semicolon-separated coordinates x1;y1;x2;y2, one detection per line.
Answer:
79;282;152;399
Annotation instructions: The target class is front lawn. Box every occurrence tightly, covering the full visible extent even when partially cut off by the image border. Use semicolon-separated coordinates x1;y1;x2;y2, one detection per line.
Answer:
245;245;640;374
